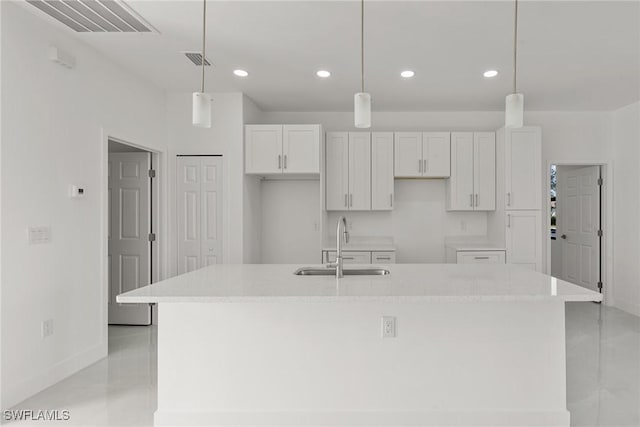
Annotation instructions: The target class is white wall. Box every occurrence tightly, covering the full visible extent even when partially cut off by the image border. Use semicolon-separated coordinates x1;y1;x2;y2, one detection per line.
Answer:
0;2;166;408
612;101;640;316
165;92;245;273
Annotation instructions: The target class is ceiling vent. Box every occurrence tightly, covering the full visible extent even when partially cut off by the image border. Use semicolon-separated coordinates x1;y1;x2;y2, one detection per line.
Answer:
183;52;212;67
26;0;157;33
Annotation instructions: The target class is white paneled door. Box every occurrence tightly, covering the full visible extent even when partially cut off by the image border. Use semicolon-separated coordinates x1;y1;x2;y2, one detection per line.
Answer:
177;156;223;274
108;152;152;325
558;166;601;291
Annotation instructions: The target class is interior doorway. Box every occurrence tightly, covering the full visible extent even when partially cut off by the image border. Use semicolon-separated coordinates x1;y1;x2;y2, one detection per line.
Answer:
108;139;158;325
550;164;603;293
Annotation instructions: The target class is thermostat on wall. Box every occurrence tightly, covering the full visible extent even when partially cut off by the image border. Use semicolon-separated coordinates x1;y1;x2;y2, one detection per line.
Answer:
69;185;86;198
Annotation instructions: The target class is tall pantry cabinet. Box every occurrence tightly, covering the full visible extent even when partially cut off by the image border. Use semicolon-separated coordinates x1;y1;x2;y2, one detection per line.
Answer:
490;127;543;271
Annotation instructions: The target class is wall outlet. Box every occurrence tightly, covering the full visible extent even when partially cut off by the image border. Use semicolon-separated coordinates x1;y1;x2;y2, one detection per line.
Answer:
28;226;51;244
382;316;396;338
460;220;467;231
41;319;54;339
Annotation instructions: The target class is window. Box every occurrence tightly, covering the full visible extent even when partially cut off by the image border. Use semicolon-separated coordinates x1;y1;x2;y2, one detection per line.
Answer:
550;164;556;240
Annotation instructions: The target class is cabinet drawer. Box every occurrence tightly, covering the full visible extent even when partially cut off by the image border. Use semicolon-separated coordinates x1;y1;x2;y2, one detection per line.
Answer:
456;251;506;264
372;251;396;264
325;251;372;264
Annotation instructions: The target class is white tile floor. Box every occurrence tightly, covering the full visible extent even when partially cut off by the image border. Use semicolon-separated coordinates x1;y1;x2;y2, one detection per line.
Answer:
8;302;640;426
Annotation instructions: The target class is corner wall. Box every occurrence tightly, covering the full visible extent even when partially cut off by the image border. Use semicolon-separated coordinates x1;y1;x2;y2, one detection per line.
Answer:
0;2;166;408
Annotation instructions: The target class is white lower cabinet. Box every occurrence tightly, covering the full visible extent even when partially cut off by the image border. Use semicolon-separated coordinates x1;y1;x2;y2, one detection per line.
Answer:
323;250;396;264
506;210;542;271
456;250;506;264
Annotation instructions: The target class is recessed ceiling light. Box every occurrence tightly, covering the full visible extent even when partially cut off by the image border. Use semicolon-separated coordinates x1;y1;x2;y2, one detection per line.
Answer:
400;70;415;78
233;69;249;77
483;70;499;78
316;70;331;78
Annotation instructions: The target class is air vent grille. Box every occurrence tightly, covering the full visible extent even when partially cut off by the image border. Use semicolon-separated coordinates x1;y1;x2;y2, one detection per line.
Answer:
184;52;212;67
26;0;157;33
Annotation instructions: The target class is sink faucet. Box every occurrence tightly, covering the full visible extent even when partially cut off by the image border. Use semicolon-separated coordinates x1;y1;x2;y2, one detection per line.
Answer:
328;216;350;278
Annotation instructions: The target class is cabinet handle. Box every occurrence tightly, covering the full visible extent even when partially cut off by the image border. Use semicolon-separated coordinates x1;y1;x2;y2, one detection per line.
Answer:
470;194;473;207
390;193;393;207
423;159;427;173
283;155;287;169
350;194;353;207
344;194;348;208
474;256;490;260
475;194;479;207
376;257;391;260
507;214;511;228
507;192;511;207
343;257;355;260
278;155;282;169
418;159;422;173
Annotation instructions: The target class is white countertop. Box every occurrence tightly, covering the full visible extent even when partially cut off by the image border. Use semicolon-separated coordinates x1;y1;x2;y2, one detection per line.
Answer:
322;244;397;252
445;237;506;251
117;264;602;304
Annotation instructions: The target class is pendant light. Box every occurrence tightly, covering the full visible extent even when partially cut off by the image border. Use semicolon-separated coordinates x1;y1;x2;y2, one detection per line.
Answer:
193;0;212;128
505;0;523;128
354;0;371;129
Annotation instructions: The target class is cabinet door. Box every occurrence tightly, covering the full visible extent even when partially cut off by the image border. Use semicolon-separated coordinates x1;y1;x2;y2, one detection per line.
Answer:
474;132;496;211
325;251;372;264
325;132;349;211
394;132;422;177
423;132;450;177
505;127;541;210
348;132;371;210
506;210;542;271
282;125;320;174
447;132;474;211
372;251;396;264
371;132;394;211
245;125;283;174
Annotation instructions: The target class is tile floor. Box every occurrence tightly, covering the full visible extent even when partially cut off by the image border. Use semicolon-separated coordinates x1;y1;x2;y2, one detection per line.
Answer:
8;302;640;426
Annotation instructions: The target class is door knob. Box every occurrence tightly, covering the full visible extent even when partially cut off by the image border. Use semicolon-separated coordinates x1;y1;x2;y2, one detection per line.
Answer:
561;234;567;239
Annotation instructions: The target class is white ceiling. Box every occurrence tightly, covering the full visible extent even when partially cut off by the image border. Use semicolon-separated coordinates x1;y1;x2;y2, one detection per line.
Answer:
24;0;640;111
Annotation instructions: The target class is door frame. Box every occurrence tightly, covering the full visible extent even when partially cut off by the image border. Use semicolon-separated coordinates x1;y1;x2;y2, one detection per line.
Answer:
101;128;168;328
545;160;613;305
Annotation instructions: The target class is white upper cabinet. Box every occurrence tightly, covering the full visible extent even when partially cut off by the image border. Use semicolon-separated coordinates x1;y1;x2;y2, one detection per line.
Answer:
504;127;541;210
394;132;422;177
325;132;349;211
283;125;320;174
371;132;394;211
325;132;371;211
347;132;372;211
447;132;495;211
423;132;451;177
448;132;475;210
245;124;321;175
474;132;496;211
394;132;450;178
245;125;283;174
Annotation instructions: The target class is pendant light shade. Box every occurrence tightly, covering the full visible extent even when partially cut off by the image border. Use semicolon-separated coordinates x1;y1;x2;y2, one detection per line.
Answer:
193;92;212;128
354;92;371;129
505;93;524;128
192;0;212;128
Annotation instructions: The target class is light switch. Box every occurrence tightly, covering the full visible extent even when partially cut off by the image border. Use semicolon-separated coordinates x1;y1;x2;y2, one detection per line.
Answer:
28;226;51;244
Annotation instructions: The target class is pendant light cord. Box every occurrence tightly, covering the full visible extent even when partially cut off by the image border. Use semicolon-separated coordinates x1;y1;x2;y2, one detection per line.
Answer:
512;0;518;94
201;0;207;93
361;0;365;94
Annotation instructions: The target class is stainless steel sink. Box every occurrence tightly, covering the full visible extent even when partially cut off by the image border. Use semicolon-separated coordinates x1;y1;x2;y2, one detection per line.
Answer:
294;267;390;276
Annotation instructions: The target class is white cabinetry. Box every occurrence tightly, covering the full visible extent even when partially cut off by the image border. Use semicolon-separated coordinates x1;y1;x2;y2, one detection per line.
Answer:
394;132;450;178
325;132;371;211
456;251;506;264
504;127;541;210
447;132;495;211
324;250;396;264
245;124;320;175
371;132;394;210
506;210;542;271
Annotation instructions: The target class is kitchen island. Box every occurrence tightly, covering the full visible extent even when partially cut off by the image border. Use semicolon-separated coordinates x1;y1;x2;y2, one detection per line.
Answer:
118;264;601;427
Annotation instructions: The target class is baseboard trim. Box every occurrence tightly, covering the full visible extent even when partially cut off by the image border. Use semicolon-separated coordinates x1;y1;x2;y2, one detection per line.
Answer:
155;410;571;426
614;299;640;317
3;341;107;409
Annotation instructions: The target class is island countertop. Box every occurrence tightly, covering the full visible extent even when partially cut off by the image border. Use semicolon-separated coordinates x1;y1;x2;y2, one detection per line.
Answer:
117;264;602;304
